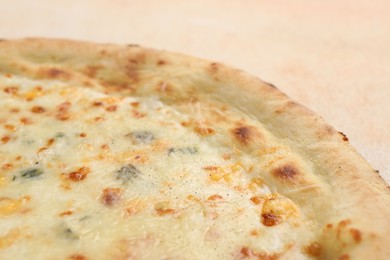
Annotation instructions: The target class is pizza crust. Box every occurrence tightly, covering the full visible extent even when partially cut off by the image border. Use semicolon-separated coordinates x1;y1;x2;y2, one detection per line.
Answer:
0;38;389;259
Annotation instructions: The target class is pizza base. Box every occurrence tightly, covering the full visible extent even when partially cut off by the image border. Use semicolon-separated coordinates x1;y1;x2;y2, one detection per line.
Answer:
0;38;389;259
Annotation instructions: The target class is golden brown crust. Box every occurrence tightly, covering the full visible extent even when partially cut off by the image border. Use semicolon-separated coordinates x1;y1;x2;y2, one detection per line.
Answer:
0;38;389;259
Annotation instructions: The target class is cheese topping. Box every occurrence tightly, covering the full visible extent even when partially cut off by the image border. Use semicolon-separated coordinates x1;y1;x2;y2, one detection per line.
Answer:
0;74;326;259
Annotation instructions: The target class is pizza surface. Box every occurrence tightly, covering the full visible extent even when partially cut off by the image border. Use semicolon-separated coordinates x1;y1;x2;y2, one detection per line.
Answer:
0;39;389;260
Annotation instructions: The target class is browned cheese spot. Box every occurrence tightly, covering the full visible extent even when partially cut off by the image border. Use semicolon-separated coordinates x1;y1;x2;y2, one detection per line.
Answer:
68;167;90;182
59;210;73;217
130;102;139;107
339;254;350;260
100;144;109;150
78;133;87;138
20;117;33;125
338;219;351;228
231;126;258;146
240;247;252;257
154;202;176;216
207;194;223;201
106;105;118;112
333;219;352;240
155;208;175;216
68;254;88;260
261;213;282;227
132;110;145;118
92;101;103;107
194;125;215;136
56;102;72;121
157;59;166;66
250;196;264;205
9;108;20;113
239;247;279;259
46;138;55;147
31;106;46;113
304;242;322;257
4;124;15;132
94;116;105;122
349;228;362;243
2;163;13;170
271;164;299;183
1;136;10;144
101;188;122;206
3;86;19;94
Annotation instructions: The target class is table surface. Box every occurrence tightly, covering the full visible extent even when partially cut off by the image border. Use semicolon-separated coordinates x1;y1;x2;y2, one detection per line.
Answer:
1;0;389;183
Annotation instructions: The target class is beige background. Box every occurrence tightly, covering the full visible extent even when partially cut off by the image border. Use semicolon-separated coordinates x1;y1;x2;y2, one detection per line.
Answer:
1;0;389;182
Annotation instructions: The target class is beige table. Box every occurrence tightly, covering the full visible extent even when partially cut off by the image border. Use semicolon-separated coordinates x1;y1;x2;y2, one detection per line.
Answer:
1;0;389;182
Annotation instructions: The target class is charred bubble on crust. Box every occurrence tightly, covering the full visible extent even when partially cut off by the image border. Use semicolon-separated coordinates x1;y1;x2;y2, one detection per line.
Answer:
39;68;71;79
126;43;140;48
125;60;139;82
210;62;219;72
115;164;140;184
83;65;102;77
209;62;221;81
271;164;299;183
231;126;257;146
274;101;298;114
266;82;278;89
338;132;349;141
124;52;146;82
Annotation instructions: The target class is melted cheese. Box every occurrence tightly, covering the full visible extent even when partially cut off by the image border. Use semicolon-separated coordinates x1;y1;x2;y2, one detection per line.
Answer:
0;75;316;259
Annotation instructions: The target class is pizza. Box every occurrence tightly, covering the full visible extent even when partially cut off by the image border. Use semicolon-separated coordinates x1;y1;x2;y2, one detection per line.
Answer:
0;38;389;260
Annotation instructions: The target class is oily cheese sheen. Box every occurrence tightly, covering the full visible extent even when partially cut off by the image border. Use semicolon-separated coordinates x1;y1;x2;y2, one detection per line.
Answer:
0;39;389;260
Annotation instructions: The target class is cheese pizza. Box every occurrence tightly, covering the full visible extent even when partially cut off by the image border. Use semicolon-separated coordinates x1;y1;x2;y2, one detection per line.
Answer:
0;38;389;260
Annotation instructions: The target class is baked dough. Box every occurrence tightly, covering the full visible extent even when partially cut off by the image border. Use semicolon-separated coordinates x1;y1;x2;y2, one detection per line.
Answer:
0;38;389;259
